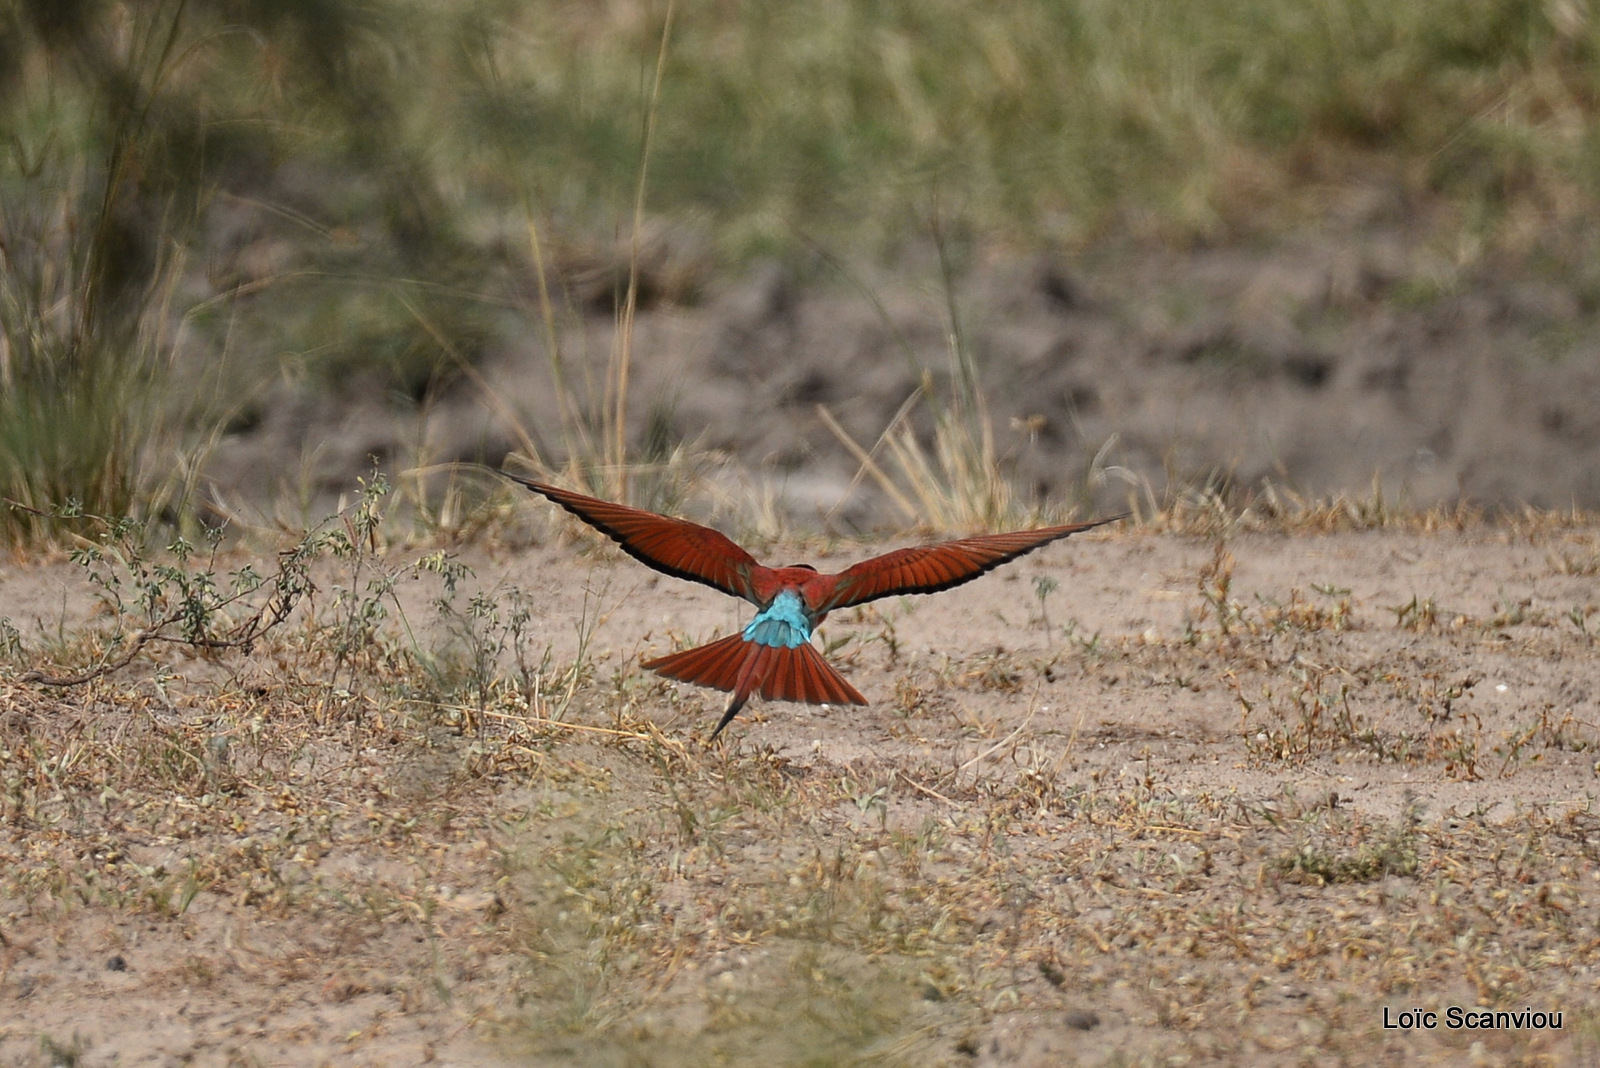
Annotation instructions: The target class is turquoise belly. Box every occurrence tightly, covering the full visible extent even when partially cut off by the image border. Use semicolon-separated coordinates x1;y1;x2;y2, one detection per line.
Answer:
742;590;813;649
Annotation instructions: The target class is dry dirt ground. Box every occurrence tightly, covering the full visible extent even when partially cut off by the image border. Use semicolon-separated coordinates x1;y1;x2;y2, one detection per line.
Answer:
207;241;1600;525
2;517;1599;1066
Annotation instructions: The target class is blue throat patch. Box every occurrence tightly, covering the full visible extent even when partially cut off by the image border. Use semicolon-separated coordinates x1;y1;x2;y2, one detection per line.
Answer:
742;589;813;649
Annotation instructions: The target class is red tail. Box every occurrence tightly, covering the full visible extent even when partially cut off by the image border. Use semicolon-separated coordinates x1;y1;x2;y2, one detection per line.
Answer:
643;633;866;738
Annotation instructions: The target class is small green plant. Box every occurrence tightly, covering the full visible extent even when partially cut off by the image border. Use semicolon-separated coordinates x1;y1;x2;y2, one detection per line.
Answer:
0;618;22;662
1241;662;1388;765
12;505;311;687
321;471;404;693
1391;594;1440;631
1255;587;1354;633
1569;605;1593;639
37;1032;89;1068
853;785;890;828
8;470;432;696
1435;710;1486;782
1270;822;1420;885
1031;574;1059;630
1488;590;1540;628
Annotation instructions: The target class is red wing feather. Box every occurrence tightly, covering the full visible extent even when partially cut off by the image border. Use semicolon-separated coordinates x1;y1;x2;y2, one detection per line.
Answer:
818;515;1126;611
505;474;760;602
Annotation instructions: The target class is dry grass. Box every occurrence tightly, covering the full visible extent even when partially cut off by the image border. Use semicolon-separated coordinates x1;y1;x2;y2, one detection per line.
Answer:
3;492;1600;1065
3;663;1595;1064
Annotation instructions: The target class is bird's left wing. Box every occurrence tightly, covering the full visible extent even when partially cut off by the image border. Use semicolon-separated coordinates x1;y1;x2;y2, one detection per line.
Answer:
815;516;1125;611
505;474;761;602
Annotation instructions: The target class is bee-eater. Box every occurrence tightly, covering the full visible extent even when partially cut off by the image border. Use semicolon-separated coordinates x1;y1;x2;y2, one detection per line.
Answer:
506;474;1124;738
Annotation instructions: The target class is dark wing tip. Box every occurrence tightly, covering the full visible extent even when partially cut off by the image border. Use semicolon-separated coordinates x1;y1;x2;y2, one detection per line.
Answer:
502;471;761;600
823;511;1127;610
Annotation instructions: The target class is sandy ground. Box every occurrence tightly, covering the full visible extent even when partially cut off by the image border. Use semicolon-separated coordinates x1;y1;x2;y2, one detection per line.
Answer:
1;518;1599;1065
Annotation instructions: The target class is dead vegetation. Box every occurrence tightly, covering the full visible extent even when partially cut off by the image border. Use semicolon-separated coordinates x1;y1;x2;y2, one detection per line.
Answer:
2;493;1599;1066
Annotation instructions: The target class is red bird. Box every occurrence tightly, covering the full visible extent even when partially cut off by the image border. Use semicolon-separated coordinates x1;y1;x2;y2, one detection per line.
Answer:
507;474;1124;738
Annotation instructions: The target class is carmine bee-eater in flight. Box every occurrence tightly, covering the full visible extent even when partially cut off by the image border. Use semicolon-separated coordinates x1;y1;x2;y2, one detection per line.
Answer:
506;474;1125;739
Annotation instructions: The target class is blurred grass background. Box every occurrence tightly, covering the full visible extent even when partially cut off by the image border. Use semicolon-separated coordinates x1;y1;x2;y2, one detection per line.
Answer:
4;0;1600;541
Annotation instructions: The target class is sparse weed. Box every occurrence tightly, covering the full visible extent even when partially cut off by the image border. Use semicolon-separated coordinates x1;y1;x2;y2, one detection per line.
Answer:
1488;590;1544;629
1240;664;1382;764
1391;594;1440;632
9;469;419;696
1127;472;1505;537
1550;542;1600;576
958;649;1025;694
14;512;306;688
37;1033;89;1068
1255;587;1355;634
1030;574;1058;630
1570;605;1594;639
412;556;583;734
890;676;932;719
1528;704;1594;753
1270;814;1420;885
1434;713;1486;781
1060;617;1104;659
1195;542;1243;636
0;618;22;662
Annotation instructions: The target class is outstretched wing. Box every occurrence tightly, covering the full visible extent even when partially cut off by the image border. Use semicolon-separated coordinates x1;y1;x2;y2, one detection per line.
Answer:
505;473;761;602
816;515;1126;611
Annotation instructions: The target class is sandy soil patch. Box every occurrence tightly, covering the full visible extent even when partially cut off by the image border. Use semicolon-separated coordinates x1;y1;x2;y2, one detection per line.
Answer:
2;520;1598;1065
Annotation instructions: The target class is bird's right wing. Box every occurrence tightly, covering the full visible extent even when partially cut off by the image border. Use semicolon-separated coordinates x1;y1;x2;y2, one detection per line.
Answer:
816;516;1126;611
505;474;761;602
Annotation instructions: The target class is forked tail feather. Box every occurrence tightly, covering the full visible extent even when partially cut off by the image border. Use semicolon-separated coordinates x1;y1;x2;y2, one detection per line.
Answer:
643;633;867;738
